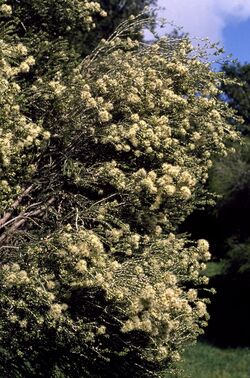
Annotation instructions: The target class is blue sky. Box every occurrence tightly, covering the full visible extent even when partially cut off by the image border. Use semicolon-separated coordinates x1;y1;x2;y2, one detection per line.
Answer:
223;18;250;63
154;0;250;64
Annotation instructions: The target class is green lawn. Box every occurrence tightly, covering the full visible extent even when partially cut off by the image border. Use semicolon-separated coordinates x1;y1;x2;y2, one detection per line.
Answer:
166;342;250;378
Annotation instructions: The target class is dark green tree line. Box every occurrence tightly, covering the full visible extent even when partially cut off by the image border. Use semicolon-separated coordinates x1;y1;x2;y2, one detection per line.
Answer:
182;62;250;347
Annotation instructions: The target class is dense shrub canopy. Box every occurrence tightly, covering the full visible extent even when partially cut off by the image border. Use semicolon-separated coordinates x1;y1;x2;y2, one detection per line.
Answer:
0;1;240;377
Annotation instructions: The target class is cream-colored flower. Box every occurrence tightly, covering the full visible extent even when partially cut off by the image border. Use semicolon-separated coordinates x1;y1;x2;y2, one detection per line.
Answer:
96;325;106;335
25;56;35;66
49;304;63;319
0;4;12;16
197;239;209;252
99;110;111;122
43;131;51;140
179;186;192;200
164;185;176;196
127;93;140;104
76;259;87;273
19;62;30;73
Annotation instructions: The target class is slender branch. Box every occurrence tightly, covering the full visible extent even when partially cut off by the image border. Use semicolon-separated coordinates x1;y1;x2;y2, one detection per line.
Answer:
0;202;43;231
88;193;117;209
0;214;25;231
75;207;79;231
0;185;33;227
0;197;55;244
0;245;19;250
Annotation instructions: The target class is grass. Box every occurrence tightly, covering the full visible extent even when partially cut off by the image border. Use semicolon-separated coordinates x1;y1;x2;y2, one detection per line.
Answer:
166;342;250;378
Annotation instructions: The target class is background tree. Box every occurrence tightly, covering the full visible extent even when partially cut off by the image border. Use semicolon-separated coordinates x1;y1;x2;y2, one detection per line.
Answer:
205;62;250;255
0;2;240;376
222;63;250;132
182;61;250;347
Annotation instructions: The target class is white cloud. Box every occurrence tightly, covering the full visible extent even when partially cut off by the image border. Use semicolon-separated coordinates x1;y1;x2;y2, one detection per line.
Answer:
154;0;250;42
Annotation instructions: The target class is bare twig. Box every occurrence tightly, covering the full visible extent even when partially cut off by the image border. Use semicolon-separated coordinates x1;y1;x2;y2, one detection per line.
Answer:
0;202;43;231
88;193;117;209
75;207;79;231
0;197;55;244
0;185;33;227
0;245;19;250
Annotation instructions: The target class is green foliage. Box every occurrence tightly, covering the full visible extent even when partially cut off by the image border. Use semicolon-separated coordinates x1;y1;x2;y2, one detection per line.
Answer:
208;139;250;216
180;63;250;350
223;239;250;277
166;342;250;378
0;2;241;377
207;62;250;248
203;261;226;278
189;62;250;258
222;63;250;131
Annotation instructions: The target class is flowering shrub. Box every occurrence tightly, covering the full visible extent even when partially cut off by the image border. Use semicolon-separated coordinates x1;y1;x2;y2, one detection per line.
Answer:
0;228;211;376
0;3;240;377
0;27;42;211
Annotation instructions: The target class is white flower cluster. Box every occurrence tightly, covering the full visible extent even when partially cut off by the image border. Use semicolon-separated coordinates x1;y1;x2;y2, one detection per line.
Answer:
0;38;50;211
101;233;210;362
1;227;210;363
0;4;12;16
95;160;198;233
57;33;239;234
